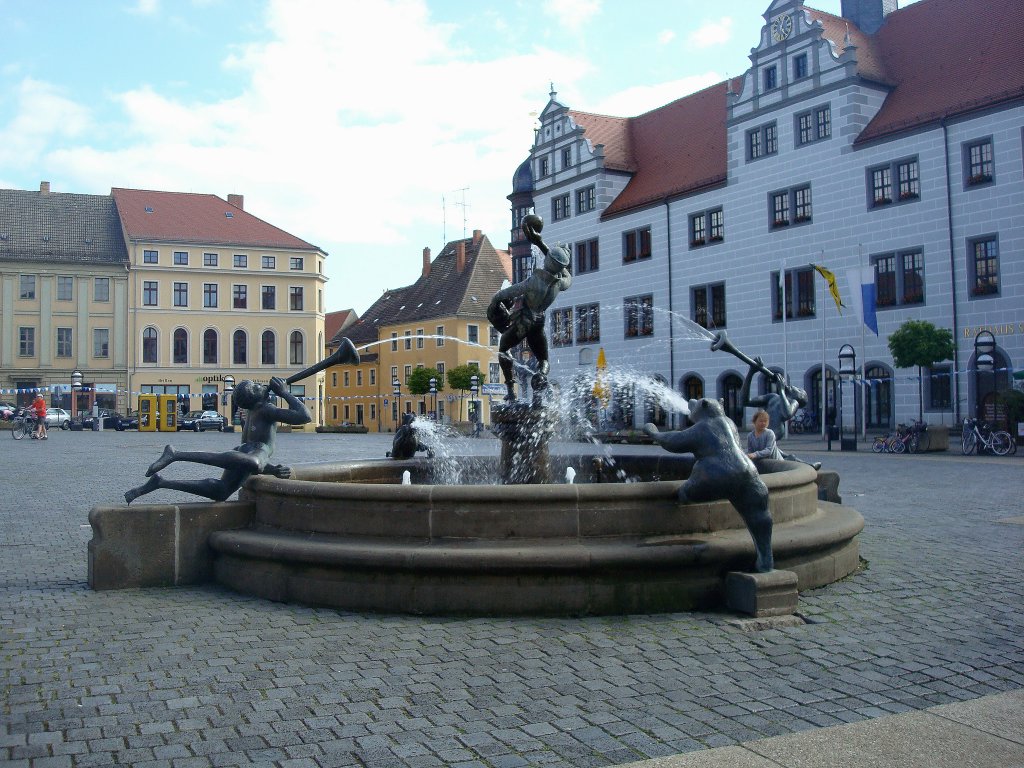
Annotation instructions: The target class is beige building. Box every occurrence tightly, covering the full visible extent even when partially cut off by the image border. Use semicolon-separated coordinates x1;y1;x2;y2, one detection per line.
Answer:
327;231;511;432
112;188;328;426
0;182;130;413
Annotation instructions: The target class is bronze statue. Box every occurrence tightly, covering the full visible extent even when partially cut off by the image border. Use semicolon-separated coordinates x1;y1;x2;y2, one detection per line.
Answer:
125;339;359;504
387;413;434;460
488;214;571;400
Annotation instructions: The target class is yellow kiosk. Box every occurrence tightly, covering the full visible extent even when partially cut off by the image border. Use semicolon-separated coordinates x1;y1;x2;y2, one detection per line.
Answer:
138;394;157;432
158;394;177;432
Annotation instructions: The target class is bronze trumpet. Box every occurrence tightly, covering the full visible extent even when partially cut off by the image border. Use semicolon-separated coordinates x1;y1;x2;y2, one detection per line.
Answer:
285;337;360;385
710;330;779;381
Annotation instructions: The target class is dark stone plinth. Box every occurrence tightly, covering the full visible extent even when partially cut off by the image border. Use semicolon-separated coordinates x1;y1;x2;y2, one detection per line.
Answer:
491;402;558;484
725;569;799;617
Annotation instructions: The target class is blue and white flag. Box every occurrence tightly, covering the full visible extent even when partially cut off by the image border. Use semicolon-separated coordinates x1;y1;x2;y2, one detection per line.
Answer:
845;266;878;335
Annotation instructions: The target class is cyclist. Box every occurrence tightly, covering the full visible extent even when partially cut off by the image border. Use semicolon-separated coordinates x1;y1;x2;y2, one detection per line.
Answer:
31;394;48;440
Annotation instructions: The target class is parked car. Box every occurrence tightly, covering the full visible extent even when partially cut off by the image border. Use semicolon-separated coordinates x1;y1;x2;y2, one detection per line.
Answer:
0;402;17;420
178;410;225;432
44;407;72;429
80;409;119;430
115;410;140;431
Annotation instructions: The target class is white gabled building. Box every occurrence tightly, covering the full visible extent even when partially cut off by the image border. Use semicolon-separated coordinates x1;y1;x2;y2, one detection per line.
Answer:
517;0;1023;432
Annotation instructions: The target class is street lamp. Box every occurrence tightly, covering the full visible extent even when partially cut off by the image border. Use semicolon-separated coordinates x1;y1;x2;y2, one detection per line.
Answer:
392;376;401;428
837;345;856;451
429;377;437;420
974;330;995;422
470;374;479;432
223;374;235;432
71;369;83;421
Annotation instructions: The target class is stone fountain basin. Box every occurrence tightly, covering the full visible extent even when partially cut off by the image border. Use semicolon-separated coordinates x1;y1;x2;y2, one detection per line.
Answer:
203;455;863;615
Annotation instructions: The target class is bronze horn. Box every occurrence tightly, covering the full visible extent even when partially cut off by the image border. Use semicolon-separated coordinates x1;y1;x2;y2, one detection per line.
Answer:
710;330;776;379
286;337;360;385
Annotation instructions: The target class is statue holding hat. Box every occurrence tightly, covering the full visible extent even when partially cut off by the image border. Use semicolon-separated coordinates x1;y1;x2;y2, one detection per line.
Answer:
488;214;572;401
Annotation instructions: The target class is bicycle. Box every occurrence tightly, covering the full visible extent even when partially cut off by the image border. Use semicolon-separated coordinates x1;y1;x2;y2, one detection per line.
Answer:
10;412;37;440
871;421;929;454
961;418;1012;456
788;408;816;435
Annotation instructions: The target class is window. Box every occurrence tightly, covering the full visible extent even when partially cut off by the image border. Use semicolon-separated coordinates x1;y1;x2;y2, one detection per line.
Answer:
289;286;303;310
391;365;399;384
869;157;920;207
174;251;188;266
357;370;363;386
343;371;350;387
404;365;412;384
539;156;550;176
763;65;778;91
19;327;35;356
435;363;444;379
233;284;247;309
93;328;110;358
965;138;994;186
927;365;952;410
770;185;811;228
19;275;35;299
467;325;479;344
57;276;73;301
416;329;424;349
233;330;247;364
261;331;275;364
623;226;652;263
262;255;276;269
902;250;924;304
143;281;158;306
772;268;816;319
261;285;276;310
290;257;304;270
796;105;831;145
233;254;247;268
174;282;188;307
204;252;218;267
624;294;654;338
173;328;188;364
576;303;600;343
489;327;499;346
94;278;110;302
573;238;599;274
370;369;376;386
142;327;157;363
436;326;444;346
561;146;572;169
747;122;778;160
793;53;808;80
289;331;303;365
691;283;726;329
56;327;73;357
391;332;398;351
143;250;158;264
552;193;571;221
405;330;412;350
203;329;218;364
551;308;573;347
873;251;925;308
689;207;724;247
204;283;218;308
318;289;323;313
969;236;999;297
576;185;596;214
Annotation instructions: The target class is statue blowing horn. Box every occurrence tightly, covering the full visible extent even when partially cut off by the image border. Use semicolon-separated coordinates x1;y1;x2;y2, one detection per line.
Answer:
710;330;775;380
285;337;360;385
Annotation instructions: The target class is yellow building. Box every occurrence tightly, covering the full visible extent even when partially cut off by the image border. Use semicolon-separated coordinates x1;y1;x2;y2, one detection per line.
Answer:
0;183;130;414
327;231;511;432
112;188;328;426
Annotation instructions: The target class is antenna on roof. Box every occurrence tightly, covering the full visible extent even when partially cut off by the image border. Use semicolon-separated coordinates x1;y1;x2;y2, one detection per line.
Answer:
444;187;470;241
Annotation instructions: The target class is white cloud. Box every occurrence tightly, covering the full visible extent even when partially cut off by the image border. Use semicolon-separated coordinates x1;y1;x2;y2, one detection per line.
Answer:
126;0;160;15
591;72;722;117
657;29;676;46
687;17;734;49
542;0;601;33
0;79;91;171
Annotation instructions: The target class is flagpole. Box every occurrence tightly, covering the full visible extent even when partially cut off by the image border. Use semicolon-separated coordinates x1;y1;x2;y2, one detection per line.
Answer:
859;244;867;441
820;251;827;439
781;259;788;384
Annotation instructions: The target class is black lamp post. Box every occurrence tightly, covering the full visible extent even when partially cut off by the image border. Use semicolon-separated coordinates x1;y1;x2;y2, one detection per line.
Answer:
973;330;995;423
71;369;83;421
470;374;480;432
429;377;437;420
392;376;401;427
838;345;856;450
223;374;235;432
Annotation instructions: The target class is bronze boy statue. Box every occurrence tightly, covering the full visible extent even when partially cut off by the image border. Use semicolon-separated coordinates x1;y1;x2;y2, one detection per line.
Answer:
488;214;572;400
125;376;311;504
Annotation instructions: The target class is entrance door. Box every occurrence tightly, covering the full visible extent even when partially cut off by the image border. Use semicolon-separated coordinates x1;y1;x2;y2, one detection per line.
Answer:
864;365;892;429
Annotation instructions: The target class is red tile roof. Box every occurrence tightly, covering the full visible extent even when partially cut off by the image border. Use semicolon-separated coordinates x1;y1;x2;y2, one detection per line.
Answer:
325;309;358;346
111;188;320;251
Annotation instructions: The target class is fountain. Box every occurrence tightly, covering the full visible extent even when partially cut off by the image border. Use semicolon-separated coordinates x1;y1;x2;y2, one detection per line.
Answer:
88;217;864;616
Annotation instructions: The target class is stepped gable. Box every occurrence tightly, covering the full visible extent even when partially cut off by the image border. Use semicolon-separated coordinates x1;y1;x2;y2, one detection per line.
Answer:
0;187;129;264
855;0;1024;144
804;8;890;85
111;187;319;251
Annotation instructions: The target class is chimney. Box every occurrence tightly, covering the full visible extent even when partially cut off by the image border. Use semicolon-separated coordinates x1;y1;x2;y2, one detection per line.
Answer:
422;247;431;278
39;181;50;194
472;229;482;246
227;193;244;210
840;0;897;35
456;241;466;273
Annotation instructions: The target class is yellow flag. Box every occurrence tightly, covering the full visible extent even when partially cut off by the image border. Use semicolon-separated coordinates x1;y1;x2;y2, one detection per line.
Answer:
811;263;844;313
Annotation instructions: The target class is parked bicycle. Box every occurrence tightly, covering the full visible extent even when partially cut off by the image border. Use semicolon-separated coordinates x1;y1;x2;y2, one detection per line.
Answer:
871;421;929;454
788;408;816;435
10;411;37;440
961;418;1013;456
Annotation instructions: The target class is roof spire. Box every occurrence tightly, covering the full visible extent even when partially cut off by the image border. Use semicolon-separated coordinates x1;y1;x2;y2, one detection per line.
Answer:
549;82;557;100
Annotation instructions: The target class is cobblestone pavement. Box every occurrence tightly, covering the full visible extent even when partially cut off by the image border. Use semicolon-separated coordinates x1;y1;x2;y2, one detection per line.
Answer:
2;429;1022;767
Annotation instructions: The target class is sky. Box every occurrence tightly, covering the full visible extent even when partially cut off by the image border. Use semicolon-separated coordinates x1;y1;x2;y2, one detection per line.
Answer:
0;0;920;315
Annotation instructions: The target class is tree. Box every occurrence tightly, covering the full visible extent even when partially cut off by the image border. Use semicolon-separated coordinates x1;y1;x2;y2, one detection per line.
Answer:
447;364;481;421
407;367;444;396
887;320;955;422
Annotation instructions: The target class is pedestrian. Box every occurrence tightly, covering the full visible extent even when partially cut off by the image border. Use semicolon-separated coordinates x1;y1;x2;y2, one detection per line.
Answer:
746;409;781;460
31;394;48;440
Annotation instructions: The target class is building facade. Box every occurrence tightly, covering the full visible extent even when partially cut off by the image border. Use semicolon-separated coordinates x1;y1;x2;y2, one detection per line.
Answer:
111;188;328;426
518;0;1023;432
0;182;130;413
327;231;511;432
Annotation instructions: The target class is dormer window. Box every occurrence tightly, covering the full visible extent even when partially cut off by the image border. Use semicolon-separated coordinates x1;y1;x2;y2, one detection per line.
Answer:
763;65;778;92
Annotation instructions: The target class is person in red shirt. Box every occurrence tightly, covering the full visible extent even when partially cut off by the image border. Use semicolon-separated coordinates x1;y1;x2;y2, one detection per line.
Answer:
32;394;47;440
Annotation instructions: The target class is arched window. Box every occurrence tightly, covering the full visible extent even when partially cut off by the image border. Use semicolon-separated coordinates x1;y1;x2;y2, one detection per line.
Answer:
719;373;744;428
261;331;276;365
203;329;218;364
682;375;704;401
172;328;188;364
864;364;893;429
289;331;304;365
142;327;158;364
233;330;247;365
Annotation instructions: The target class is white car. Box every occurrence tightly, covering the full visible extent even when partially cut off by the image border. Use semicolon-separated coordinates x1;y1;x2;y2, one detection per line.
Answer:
44;407;72;429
